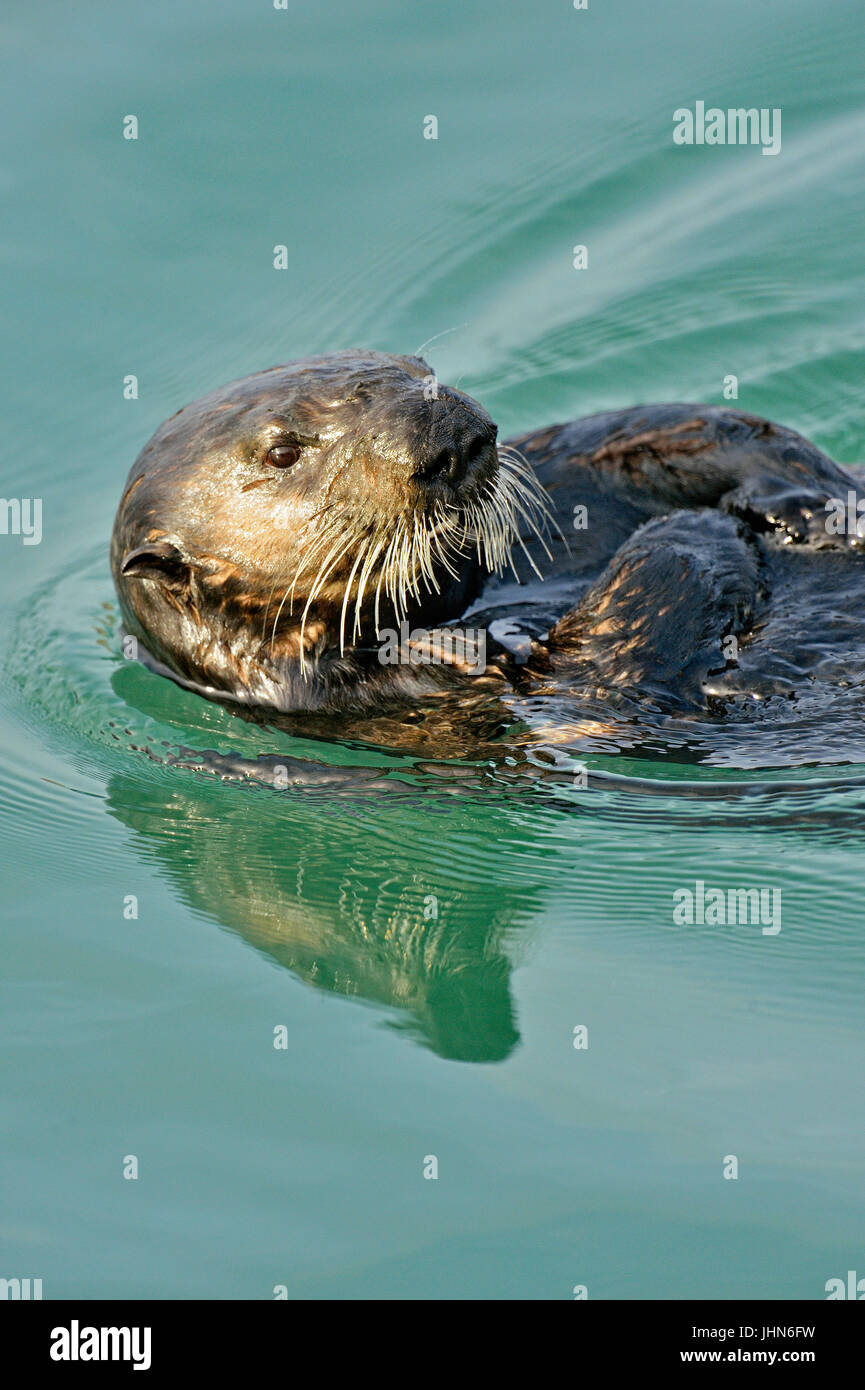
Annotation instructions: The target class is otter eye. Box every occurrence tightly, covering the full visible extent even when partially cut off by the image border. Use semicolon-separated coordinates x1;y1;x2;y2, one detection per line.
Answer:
265;441;302;469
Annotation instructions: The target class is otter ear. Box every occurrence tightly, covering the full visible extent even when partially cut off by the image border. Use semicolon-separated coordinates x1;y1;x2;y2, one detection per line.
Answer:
120;541;191;590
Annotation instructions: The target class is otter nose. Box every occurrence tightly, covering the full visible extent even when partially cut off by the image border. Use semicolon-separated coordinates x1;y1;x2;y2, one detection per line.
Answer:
417;426;494;486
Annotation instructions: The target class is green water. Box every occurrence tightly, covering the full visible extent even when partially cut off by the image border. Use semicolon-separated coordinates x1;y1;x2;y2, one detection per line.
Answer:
2;0;865;1299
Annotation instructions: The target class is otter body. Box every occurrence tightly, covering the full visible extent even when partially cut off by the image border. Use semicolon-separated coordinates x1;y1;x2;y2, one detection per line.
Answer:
111;352;865;763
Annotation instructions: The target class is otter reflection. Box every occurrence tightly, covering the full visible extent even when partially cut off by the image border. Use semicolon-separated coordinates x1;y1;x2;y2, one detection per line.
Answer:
106;770;529;1062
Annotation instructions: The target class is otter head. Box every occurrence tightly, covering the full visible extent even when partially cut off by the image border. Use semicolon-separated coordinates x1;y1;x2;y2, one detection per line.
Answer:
111;350;550;711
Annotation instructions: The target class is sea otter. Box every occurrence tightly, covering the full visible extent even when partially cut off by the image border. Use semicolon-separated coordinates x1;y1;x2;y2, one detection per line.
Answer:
111;350;865;764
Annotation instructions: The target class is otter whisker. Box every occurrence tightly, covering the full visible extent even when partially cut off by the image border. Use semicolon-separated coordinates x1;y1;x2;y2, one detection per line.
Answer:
427;503;463;578
268;511;347;654
285;516;345;613
468;487;508;574
491;474;553;575
338;534;374;655
273;512;361;667
353;533;388;642
416;512;441;595
375;521;404;635
406;521;419;608
410;516;431;600
298;522;367;670
497;446;561;533
268;433;558;675
398;517;415;618
381;523;398;623
396;521;412;620
261;500;346;644
500;469;557;539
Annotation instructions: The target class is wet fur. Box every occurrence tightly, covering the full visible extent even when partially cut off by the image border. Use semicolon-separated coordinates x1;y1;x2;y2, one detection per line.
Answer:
112;358;865;765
